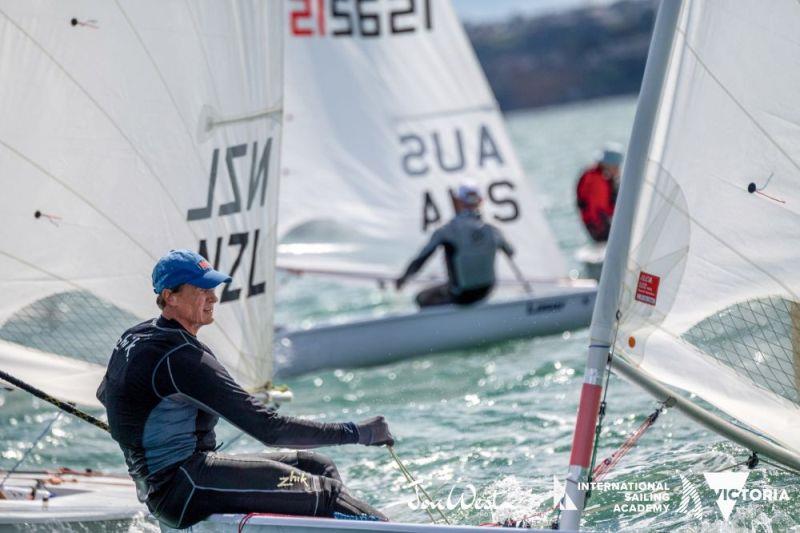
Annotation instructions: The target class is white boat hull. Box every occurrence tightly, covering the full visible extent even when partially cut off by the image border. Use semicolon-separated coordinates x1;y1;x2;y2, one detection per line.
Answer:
0;470;144;525
192;513;560;532
275;287;596;377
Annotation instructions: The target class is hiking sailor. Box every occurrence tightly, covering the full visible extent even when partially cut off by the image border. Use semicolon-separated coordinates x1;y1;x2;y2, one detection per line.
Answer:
97;249;393;529
576;143;623;242
396;183;515;307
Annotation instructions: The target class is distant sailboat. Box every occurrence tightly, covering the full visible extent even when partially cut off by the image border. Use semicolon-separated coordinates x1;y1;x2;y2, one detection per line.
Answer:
274;0;596;377
563;0;800;529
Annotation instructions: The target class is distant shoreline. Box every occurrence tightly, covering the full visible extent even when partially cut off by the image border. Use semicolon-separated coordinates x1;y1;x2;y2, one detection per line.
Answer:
465;0;657;111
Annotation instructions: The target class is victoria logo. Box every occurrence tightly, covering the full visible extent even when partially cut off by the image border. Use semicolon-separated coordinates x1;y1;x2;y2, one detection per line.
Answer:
701;471;788;521
702;472;749;521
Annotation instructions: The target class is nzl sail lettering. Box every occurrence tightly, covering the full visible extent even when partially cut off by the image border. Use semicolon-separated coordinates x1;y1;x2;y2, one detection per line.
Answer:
186;140;272;303
290;0;433;37
400;123;520;231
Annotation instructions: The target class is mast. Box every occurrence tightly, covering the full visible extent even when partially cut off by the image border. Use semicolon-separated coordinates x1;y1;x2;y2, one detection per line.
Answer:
560;0;684;529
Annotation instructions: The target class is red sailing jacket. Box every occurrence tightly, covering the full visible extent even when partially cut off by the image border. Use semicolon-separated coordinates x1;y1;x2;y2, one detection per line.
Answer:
576;164;616;242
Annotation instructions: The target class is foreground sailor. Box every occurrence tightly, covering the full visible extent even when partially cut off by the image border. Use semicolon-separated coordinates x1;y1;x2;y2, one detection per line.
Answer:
97;249;392;529
396;184;514;307
576;143;623;242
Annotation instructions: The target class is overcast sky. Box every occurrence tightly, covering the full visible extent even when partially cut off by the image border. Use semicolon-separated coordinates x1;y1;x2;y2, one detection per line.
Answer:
453;0;623;23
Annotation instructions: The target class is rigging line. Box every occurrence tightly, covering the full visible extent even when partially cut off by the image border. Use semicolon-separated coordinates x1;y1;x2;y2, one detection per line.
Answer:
0;249;99;292
114;0;208;180
755;190;787;204
0;369;109;433
759;456;800;477
712;457;752;473
676;27;800;177
182;0;224;120
216;431;246;453
0;245;243;368
0;412;62;489
592;405;665;482
505;254;533;295
390;104;497;123
0;141;156;262
581;309;631;509
584;325;620;501
207;106;283;130
386;446;449;525
0;8;197;242
389;447;440;524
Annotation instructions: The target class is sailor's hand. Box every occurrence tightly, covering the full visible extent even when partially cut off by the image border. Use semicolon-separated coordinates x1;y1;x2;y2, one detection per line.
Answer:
356;415;394;447
395;276;406;291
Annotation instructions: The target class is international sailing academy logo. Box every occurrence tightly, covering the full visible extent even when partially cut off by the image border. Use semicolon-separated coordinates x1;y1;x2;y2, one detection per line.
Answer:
552;476;577;510
552;471;789;521
676;475;703;520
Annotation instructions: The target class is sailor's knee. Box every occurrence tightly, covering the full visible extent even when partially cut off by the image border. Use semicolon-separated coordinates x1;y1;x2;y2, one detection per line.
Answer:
297;450;341;480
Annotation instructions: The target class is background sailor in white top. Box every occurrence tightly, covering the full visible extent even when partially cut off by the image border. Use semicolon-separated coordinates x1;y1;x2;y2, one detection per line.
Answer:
396;184;515;307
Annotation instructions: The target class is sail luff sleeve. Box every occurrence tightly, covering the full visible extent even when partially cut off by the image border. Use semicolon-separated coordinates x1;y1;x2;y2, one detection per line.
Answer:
561;0;686;529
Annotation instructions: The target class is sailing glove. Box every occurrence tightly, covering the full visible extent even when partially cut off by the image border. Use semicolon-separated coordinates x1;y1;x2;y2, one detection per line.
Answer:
356;415;394;447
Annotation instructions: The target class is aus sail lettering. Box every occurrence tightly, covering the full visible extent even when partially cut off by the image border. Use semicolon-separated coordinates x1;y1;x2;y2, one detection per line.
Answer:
400;124;520;231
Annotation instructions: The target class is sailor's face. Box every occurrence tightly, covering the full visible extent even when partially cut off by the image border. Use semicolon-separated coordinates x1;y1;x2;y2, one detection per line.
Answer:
171;284;219;330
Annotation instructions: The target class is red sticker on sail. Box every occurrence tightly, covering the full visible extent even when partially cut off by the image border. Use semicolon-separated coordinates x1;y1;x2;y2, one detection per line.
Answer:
635;271;660;306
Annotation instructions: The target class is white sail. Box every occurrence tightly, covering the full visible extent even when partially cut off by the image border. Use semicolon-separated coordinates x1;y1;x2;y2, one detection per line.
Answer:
279;0;566;283
0;0;283;407
613;0;800;455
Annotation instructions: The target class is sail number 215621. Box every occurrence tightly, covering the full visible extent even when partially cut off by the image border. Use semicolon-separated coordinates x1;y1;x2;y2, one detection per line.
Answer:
290;0;433;37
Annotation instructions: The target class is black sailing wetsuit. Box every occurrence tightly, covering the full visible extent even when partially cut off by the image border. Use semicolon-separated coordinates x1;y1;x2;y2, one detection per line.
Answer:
401;210;514;307
97;316;384;528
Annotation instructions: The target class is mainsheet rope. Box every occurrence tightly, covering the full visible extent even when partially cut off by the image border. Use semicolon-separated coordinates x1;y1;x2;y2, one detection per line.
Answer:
387;445;451;525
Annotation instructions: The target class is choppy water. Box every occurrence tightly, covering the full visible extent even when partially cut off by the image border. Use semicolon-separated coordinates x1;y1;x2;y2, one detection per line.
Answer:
2;96;798;532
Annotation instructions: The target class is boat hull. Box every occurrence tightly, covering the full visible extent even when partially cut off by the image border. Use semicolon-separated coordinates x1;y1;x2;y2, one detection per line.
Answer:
0;470;144;525
195;513;558;532
275;287;596;377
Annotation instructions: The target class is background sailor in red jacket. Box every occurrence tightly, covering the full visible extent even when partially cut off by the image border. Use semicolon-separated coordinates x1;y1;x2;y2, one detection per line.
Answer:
576;143;624;242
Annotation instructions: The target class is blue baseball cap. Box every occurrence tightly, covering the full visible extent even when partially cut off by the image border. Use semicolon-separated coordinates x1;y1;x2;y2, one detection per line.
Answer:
152;249;232;294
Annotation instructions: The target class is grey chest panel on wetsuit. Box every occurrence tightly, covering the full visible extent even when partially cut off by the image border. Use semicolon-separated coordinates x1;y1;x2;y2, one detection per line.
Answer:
440;216;499;292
